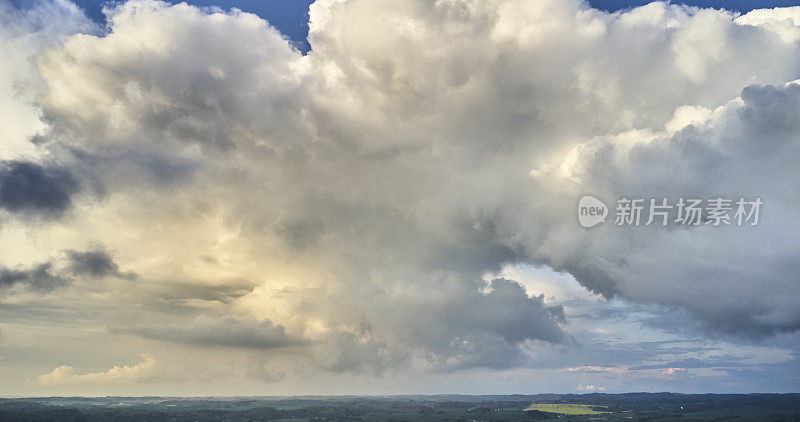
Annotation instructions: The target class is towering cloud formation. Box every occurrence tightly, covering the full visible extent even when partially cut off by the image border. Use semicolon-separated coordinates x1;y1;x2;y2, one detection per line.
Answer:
2;0;800;379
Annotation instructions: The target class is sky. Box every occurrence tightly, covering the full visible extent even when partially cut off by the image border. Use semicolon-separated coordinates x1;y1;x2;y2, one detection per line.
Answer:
17;0;800;52
0;0;800;396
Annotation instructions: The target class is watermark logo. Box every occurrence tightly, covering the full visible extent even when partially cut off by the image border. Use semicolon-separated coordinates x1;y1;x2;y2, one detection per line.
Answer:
578;195;609;228
577;195;763;228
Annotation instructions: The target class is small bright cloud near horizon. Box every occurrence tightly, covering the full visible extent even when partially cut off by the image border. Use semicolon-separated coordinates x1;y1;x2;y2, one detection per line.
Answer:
0;0;799;396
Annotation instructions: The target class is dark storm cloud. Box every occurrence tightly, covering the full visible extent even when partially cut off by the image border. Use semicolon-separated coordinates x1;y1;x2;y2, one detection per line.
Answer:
0;262;67;292
0;249;133;295
0;160;80;217
66;249;134;279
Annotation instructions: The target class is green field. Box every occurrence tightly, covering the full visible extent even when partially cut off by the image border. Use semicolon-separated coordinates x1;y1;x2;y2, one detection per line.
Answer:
525;403;611;415
1;394;799;421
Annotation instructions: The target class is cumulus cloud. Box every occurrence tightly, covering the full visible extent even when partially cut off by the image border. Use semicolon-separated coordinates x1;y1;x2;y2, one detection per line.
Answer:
3;0;800;380
36;354;158;385
539;80;800;337
577;383;606;391
0;0;94;162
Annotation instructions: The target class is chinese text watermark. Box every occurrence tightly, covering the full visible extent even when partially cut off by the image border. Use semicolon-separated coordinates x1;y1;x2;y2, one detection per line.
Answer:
578;195;762;228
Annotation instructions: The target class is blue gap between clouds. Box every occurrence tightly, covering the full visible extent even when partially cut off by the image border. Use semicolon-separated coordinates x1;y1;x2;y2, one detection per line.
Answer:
38;0;316;53
591;0;800;10
15;0;800;54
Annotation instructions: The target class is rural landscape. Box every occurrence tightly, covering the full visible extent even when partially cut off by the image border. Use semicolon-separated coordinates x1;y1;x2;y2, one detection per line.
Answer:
1;394;798;421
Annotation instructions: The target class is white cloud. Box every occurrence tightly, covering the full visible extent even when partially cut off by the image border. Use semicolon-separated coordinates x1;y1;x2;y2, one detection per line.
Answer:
36;354;157;385
567;366;629;375
0;0;93;161
664;367;686;375
577;383;606;391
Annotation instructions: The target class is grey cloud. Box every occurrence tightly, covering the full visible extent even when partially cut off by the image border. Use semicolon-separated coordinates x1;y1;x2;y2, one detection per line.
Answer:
739;83;800;136
271;270;576;373
0;263;67;292
0;248;133;295
119;316;306;349
143;281;253;306
66;146;200;189
0;160;80;218
468;279;565;345
539;81;800;338
66;249;135;279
